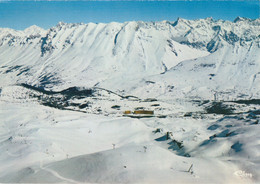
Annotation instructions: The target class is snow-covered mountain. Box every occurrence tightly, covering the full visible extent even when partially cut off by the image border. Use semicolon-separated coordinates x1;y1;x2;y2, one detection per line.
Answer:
0;18;260;183
0;17;259;100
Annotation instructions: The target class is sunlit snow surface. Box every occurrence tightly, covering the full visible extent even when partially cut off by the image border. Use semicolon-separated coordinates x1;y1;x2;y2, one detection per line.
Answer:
0;94;259;183
0;18;260;183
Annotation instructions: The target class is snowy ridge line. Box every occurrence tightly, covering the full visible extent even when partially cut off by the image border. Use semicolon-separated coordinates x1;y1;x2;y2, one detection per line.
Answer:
0;17;259;100
1;17;259;51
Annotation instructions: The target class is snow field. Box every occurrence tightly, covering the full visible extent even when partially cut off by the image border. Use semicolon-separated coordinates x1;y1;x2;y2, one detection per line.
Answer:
0;98;259;183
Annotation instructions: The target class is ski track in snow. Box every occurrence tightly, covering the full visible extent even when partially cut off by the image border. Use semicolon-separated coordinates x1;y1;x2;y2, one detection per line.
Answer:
39;161;78;184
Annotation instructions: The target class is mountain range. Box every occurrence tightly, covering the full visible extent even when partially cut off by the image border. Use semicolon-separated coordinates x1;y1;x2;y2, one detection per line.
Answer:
0;17;259;100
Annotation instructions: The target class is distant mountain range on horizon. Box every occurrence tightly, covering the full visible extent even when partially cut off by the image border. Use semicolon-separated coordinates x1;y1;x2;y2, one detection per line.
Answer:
0;17;259;100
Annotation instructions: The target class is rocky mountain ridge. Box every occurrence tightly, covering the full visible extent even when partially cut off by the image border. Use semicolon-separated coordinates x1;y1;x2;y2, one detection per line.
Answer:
0;17;259;100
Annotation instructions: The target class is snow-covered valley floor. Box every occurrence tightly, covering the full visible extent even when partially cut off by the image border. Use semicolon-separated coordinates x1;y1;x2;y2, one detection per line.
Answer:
0;85;259;183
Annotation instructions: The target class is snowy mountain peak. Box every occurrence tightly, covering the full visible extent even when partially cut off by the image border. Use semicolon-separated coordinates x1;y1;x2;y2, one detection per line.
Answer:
234;16;251;23
205;17;214;21
1;18;258;53
57;21;66;27
0;18;259;99
23;25;46;36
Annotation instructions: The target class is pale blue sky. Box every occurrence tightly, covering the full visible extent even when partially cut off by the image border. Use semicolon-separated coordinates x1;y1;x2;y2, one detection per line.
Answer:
0;1;259;30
